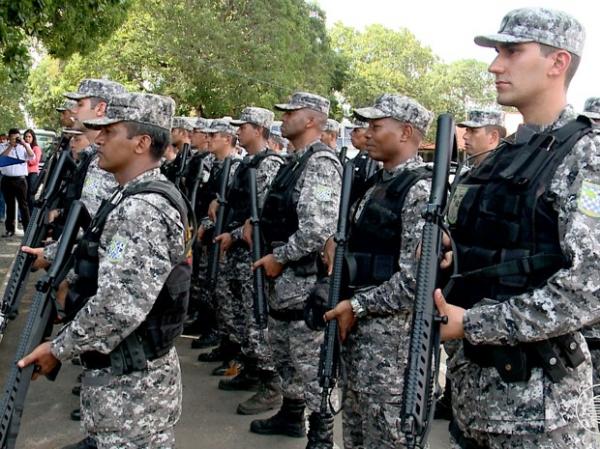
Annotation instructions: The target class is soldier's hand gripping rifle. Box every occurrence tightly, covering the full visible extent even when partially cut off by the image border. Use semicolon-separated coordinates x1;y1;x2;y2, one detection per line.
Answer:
173;143;191;191
318;160;354;414
248;168;268;331
0;200;91;449
401;114;454;449
0;149;77;338
207;157;232;290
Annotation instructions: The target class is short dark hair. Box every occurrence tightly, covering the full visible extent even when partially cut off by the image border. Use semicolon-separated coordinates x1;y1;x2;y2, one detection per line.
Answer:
249;123;270;140
8;128;20;136
217;132;238;147
88;97;107;108
483;125;507;140
24;129;38;147
122;121;170;160
538;44;580;88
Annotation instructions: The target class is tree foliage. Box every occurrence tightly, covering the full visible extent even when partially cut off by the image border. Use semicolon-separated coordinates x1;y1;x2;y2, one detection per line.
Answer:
0;0;132;82
26;0;344;127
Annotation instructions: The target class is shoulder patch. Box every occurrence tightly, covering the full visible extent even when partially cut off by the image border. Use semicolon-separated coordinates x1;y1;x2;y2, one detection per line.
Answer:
578;180;600;218
314;185;333;202
106;236;128;263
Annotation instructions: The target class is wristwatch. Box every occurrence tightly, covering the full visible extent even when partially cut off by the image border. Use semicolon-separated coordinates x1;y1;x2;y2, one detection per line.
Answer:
350;298;367;318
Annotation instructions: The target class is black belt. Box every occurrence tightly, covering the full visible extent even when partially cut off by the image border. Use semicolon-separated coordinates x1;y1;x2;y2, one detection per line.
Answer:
80;352;112;370
269;308;304;322
80;341;171;372
586;338;600;350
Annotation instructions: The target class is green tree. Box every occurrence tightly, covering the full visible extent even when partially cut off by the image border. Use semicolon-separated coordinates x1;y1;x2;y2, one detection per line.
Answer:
0;0;133;82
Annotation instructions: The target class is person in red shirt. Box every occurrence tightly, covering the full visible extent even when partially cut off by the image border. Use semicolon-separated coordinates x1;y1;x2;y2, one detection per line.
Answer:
23;129;42;212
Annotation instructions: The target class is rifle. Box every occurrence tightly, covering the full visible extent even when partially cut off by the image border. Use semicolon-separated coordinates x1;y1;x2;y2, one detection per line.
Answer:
206;157;232;289
0;149;77;337
32;132;71;201
0;200;91;449
173;143;191;190
318;160;354;414
189;154;210;209
338;146;348;164
248;168;268;330
401;114;454;449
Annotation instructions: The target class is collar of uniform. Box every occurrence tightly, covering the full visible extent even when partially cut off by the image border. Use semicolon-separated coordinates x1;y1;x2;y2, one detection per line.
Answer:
292;139;321;159
122;167;163;190
382;153;423;180
510;105;577;145
245;146;270;162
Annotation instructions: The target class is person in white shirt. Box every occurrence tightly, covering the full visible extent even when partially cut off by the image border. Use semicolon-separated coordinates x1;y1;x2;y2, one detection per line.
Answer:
0;128;35;237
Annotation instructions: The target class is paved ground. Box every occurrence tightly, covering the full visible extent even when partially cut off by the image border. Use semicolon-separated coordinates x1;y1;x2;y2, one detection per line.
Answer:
0;231;451;449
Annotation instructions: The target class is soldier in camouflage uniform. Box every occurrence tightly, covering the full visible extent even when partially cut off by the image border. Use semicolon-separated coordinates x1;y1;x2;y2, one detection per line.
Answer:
248;92;341;449
210;107;285;415
321;118;340;151
433;8;600;448
56;99;77;128
161;117;194;187
196;119;243;373
20;92;188;449
582;97;600;124
323;94;433;449
348;119;378;204
457;109;506;167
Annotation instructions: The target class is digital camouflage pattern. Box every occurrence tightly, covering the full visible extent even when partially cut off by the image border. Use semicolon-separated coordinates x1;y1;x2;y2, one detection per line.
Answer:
230;107;275;129
80;147;119;217
583;97;600;120
64;78;127;101
323;118;340;133
474;7;585;56
83;93;176;131
275;91;330;115
171;116;194;131
50;168;186;447
193;117;212;130
354;94;433;135
457;108;506;128
450;106;600;444
56;99;77;112
201;118;239;136
349;119;368;129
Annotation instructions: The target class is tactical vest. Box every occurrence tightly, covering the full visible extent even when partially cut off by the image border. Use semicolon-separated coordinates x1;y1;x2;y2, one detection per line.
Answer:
63;148;97;205
184;151;211;194
195;160;225;219
446;116;593;383
66;179;192;374
350;151;378;204
225;150;283;232
346;167;431;288
261;143;337;246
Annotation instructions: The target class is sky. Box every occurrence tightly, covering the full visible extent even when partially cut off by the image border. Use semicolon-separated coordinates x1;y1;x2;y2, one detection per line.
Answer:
317;0;598;112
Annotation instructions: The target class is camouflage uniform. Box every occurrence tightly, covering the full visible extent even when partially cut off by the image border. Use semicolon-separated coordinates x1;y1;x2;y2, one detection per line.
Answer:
50;93;185;449
582;97;600;121
447;9;600;448
340;95;433;449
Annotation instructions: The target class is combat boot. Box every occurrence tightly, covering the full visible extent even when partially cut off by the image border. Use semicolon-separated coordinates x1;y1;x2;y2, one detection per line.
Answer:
191;330;219;349
219;359;259;391
250;397;306;437
237;370;282;415
61;437;97;449
305;411;334;449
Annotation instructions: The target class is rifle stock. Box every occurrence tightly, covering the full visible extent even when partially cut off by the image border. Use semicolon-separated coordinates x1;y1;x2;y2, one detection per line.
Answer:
401;114;454;449
0;200;91;449
248;168;268;330
318;161;354;414
0;150;76;338
207;157;232;290
174;143;191;189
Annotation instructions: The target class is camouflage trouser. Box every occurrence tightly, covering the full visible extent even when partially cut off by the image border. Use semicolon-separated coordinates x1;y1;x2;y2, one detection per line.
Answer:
269;317;334;413
214;247;247;344
342;388;404;449
449;424;600;449
82;348;181;449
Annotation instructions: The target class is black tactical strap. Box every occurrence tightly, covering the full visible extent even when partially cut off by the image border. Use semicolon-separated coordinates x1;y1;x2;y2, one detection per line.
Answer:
450;253;566;281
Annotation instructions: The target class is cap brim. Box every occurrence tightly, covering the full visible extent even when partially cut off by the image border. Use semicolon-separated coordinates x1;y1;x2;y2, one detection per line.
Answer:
64;92;89;100
353;107;388;121
61;128;83;135
582;111;600;120
457;121;485;128
229;119;248;125
56;107;66;112
474;34;533;49
274;103;304;112
82;117;122;129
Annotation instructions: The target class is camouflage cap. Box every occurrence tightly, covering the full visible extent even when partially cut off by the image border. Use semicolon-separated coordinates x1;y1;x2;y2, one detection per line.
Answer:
62;128;83;136
275;92;330;115
56;99;77;112
193;117;212;130
354;94;433;135
457;109;505;128
474;8;585;57
82;92;175;131
349;118;369;129
64;78;127;101
583;97;600;120
323;119;340;133
172;116;194;131
230;107;275;129
203;118;238;136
